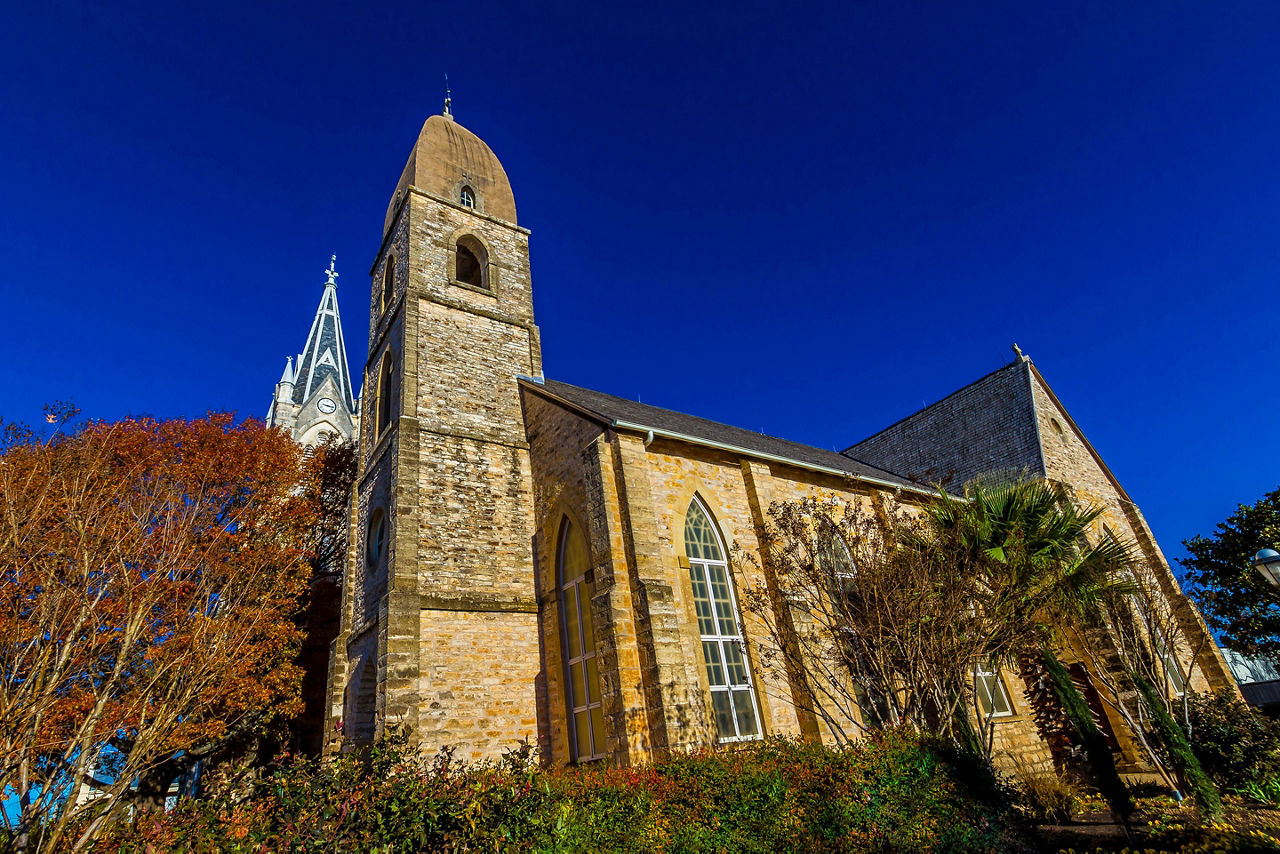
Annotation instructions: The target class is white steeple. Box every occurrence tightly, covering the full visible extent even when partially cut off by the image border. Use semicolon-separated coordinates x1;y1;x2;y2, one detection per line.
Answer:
266;255;360;443
292;255;357;412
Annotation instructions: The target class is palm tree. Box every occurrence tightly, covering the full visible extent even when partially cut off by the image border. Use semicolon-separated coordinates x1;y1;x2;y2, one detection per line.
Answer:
922;479;1134;628
916;478;1137;828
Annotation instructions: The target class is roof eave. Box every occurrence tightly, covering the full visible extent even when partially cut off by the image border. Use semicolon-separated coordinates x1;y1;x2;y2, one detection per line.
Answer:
612;420;935;496
518;377;934;498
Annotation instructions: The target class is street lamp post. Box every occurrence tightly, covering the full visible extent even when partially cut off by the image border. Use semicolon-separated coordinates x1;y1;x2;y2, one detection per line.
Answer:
1254;549;1280;589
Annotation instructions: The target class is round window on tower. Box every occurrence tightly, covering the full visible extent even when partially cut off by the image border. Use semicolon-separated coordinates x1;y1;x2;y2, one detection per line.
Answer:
459;186;475;209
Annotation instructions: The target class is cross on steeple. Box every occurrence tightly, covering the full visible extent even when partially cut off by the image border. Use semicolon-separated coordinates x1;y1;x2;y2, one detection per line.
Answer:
325;254;339;286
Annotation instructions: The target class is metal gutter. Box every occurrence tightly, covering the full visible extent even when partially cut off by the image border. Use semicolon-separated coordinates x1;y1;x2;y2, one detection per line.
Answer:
610;419;937;497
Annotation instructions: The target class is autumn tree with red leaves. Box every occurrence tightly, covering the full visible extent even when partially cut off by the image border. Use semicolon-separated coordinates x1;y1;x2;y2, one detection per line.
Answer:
0;409;333;852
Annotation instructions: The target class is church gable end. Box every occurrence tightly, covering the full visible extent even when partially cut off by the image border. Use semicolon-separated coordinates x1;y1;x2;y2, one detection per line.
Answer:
844;358;1045;489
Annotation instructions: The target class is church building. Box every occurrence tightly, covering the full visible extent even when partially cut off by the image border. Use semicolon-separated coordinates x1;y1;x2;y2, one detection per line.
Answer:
278;102;1235;775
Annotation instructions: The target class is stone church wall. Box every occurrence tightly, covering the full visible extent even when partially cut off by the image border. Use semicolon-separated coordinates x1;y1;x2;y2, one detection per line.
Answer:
417;608;541;762
1027;369;1236;697
415;300;532;444
523;391;605;763
521;387;1071;769
413;431;536;605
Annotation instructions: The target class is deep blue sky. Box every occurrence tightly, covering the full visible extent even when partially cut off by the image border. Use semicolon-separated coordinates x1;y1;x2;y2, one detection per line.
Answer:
1;1;1276;570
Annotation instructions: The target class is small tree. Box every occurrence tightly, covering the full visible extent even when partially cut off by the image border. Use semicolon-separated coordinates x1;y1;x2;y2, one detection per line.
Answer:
1065;556;1221;815
737;483;1130;752
1182;485;1280;659
736;495;1013;746
922;479;1142;832
1187;689;1280;789
738;481;1144;826
0;410;324;852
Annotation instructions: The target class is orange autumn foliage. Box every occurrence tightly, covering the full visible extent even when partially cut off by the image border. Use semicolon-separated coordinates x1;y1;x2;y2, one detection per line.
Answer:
0;411;325;852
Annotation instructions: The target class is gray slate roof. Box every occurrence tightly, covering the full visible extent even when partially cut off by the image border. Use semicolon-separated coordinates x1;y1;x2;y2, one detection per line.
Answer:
843;358;1044;490
525;378;926;491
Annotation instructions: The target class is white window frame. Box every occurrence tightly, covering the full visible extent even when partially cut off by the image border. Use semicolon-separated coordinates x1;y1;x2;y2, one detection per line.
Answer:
815;517;856;580
974;662;1014;719
558;520;606;762
1129;589;1188;698
1152;625;1188;697
686;497;763;743
459;186;475;208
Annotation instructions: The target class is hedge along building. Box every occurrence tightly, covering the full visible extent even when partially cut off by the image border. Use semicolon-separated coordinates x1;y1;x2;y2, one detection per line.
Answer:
322;102;1236;773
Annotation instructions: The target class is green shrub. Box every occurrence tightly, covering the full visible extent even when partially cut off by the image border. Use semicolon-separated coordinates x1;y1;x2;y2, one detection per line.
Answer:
1134;675;1222;821
1234;777;1280;807
91;729;1034;853
1189;689;1280;790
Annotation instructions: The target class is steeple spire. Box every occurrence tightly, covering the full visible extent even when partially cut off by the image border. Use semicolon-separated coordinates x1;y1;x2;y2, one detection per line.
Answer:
443;73;453;120
290;254;357;412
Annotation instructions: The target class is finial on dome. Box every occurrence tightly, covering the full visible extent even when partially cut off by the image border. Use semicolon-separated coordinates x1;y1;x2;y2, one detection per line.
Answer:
324;254;339;286
443;73;453;120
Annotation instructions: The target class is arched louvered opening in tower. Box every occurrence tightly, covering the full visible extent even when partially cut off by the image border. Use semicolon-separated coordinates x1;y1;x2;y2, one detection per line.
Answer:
455;235;489;290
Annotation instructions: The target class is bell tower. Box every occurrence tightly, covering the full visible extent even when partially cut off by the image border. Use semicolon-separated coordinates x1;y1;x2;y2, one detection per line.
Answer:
329;104;543;759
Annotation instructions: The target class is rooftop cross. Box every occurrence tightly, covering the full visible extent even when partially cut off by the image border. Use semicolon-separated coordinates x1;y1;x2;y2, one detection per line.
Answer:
325;254;339;286
443;73;453;118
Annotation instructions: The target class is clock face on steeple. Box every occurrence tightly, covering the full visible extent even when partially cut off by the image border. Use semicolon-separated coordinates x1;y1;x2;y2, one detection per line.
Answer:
317;397;338;414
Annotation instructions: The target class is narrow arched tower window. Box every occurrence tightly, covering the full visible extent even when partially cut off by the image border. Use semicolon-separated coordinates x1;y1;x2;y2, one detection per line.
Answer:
455;236;488;290
459;186;475;208
375;356;394;437
685;497;762;742
381;256;395;313
558;518;606;761
366;509;387;573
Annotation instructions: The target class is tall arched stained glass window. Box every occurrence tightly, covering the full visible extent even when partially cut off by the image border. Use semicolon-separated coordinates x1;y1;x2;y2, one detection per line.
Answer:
814;517;855;582
812;516;891;727
685;497;762;742
558;519;606;761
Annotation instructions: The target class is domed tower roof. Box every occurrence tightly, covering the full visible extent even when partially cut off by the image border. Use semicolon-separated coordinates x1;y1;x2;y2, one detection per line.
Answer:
383;114;517;236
